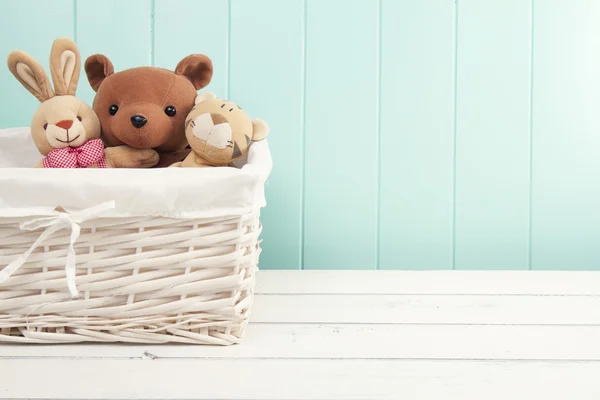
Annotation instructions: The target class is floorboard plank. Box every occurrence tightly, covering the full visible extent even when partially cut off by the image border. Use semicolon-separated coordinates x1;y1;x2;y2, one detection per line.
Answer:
1;358;599;400
2;324;600;361
255;270;600;295
251;294;600;325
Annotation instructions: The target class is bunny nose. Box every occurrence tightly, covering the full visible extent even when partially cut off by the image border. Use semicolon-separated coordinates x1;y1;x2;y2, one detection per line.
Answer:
131;115;148;128
55;120;73;130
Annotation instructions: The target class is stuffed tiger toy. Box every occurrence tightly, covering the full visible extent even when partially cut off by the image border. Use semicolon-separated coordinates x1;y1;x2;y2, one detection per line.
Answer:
171;92;269;168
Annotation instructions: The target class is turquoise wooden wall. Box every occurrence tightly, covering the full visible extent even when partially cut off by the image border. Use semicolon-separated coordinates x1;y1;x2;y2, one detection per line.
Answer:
1;0;599;270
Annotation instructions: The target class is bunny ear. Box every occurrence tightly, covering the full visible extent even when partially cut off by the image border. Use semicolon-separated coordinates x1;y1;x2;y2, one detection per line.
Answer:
7;50;54;102
49;37;81;96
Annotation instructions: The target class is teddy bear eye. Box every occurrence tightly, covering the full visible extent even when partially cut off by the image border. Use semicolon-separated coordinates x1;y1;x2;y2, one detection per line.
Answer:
109;105;119;116
165;106;176;117
43;123;48;130
77;116;82;121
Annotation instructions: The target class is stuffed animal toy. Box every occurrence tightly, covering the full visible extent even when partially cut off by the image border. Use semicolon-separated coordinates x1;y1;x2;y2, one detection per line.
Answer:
6;37;158;169
84;52;214;168
171;92;269;168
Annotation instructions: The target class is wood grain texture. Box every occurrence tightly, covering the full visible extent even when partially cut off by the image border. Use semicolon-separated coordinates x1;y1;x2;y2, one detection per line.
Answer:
379;0;455;270
454;0;532;270
76;0;153;107
531;0;600;270
0;0;74;128
154;0;228;97
303;0;379;270
229;0;304;269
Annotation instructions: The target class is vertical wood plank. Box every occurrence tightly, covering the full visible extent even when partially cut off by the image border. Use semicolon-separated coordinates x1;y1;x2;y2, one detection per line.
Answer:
303;0;378;270
0;0;74;128
76;0;152;106
379;0;455;270
154;0;228;98
454;0;532;270
531;0;600;270
230;0;304;269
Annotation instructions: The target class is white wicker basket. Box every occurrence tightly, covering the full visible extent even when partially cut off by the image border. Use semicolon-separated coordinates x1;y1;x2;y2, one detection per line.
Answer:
0;128;272;344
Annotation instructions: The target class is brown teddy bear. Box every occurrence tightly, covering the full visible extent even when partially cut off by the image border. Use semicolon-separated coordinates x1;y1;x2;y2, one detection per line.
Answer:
172;92;269;168
84;53;213;168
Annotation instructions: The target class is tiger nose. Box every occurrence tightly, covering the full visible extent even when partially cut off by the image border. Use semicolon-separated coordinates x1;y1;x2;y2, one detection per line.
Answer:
211;113;228;125
131;115;148;128
55;120;73;130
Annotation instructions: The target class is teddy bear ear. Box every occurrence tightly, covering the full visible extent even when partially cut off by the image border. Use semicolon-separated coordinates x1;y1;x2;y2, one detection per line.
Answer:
175;54;213;90
195;91;218;105
84;54;114;92
252;119;270;141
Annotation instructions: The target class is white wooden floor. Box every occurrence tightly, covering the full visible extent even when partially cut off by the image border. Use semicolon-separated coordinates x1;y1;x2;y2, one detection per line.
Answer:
1;270;600;399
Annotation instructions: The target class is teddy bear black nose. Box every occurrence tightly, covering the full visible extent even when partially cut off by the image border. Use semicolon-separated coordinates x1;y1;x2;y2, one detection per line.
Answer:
130;115;148;128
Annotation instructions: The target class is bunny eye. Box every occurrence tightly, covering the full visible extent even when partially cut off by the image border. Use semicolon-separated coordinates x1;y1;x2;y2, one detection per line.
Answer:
43;123;48;130
77;116;82;122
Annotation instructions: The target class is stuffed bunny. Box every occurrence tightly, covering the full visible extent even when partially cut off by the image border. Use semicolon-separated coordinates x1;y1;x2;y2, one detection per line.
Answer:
6;37;158;168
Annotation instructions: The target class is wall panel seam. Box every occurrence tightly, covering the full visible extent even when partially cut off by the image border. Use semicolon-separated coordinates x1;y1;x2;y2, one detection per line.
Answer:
150;0;155;66
375;0;383;270
451;0;459;270
300;0;308;270
528;0;535;270
72;0;77;42
226;0;232;98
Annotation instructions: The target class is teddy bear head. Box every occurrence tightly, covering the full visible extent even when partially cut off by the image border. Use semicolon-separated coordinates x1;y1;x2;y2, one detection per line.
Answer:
185;92;269;166
84;54;213;154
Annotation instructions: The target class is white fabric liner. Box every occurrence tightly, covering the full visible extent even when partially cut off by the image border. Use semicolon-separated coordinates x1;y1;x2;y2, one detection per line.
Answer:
0;127;273;218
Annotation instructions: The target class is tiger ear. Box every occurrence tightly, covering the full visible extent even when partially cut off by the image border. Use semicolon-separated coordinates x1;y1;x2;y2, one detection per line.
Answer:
195;91;218;105
251;119;269;141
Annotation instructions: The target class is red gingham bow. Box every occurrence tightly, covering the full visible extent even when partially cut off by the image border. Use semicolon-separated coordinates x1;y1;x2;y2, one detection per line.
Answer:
43;139;107;169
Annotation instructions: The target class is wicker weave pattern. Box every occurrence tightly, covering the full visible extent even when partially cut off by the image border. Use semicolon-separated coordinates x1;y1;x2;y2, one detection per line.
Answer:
0;211;261;344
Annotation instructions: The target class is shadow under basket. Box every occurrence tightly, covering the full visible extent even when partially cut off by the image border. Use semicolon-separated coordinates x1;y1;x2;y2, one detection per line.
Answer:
0;129;272;344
